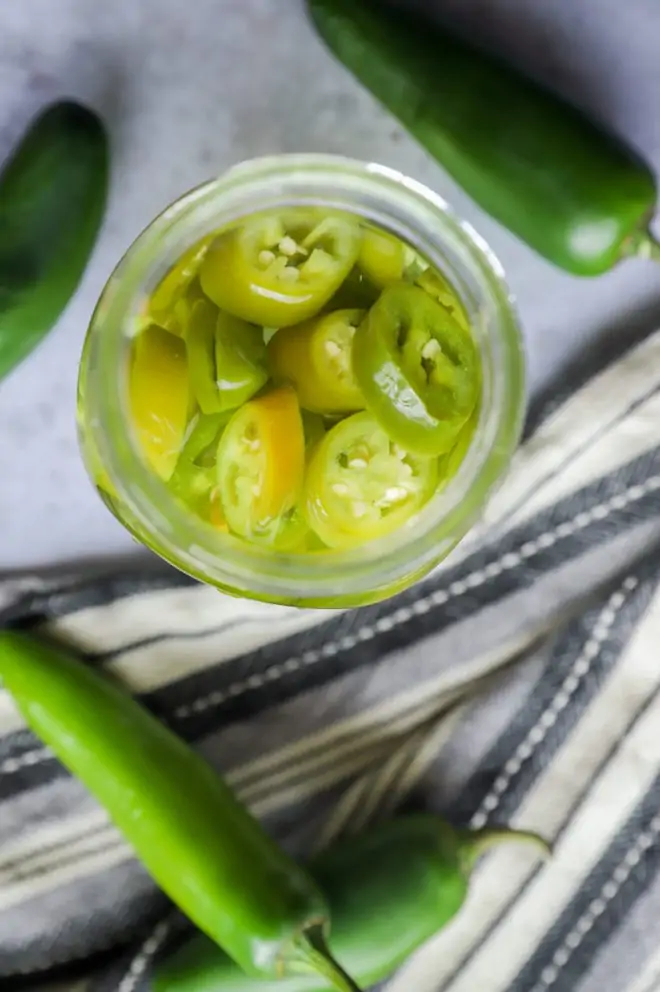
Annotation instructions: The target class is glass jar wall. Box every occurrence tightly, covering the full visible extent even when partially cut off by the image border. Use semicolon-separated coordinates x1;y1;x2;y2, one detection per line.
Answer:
77;155;524;607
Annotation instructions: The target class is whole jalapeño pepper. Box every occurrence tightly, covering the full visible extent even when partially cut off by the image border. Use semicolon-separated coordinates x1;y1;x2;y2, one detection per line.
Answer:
155;815;550;992
308;0;660;276
0;632;360;992
0;101;108;380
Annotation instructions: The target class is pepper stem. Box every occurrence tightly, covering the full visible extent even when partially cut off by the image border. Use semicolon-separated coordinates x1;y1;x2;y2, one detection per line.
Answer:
626;228;660;263
289;922;362;992
459;826;552;874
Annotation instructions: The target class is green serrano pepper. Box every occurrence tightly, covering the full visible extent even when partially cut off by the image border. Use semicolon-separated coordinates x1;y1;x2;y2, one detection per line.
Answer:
155;815;550;992
307;0;660;276
0;101;108;379
0;632;360;992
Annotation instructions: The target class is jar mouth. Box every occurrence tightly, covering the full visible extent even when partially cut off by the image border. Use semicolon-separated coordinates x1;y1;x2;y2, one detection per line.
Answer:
87;154;525;603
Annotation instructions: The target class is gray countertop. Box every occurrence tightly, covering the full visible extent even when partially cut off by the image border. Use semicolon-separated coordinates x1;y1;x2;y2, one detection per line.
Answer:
1;0;659;571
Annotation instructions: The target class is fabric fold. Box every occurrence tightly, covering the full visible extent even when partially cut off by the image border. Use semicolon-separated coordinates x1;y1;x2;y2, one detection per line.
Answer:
2;328;660;992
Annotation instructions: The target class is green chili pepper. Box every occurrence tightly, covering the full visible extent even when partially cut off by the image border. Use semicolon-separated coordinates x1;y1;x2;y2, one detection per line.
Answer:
0;101;108;380
307;0;660;276
0;632;361;992
155;814;550;992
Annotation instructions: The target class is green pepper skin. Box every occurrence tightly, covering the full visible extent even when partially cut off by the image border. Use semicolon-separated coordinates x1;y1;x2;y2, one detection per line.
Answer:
214;310;269;411
186;301;268;415
155;815;549;992
0;632;356;990
352;283;479;456
186;300;225;414
307;0;658;276
168;412;230;515
176;412;231;468
0;101;108;379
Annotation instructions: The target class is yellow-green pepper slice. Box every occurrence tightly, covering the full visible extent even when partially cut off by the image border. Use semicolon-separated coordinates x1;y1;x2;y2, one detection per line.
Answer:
413;266;470;332
200;210;361;327
148;236;213;335
304;411;438;548
215;309;268;411
186;300;268;414
129;324;190;480
268;309;365;414
247;507;310;552
186;299;223;414
216;387;306;544
168;412;230;520
352;283;479;457
181;411;230;465
357;228;405;287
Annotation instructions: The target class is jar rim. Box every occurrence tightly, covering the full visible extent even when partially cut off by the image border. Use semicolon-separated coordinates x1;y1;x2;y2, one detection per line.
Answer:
82;154;525;604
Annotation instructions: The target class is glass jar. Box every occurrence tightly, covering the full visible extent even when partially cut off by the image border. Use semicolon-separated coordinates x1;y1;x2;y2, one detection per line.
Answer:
77;155;524;608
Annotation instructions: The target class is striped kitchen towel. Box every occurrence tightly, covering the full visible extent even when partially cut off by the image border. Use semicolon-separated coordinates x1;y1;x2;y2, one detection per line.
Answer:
2;320;660;992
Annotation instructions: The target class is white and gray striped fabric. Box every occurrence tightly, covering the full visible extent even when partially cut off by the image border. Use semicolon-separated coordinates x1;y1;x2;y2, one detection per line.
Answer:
3;322;660;992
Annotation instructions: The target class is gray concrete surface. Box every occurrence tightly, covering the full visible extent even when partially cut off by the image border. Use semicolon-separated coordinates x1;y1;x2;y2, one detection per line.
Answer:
0;0;659;570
